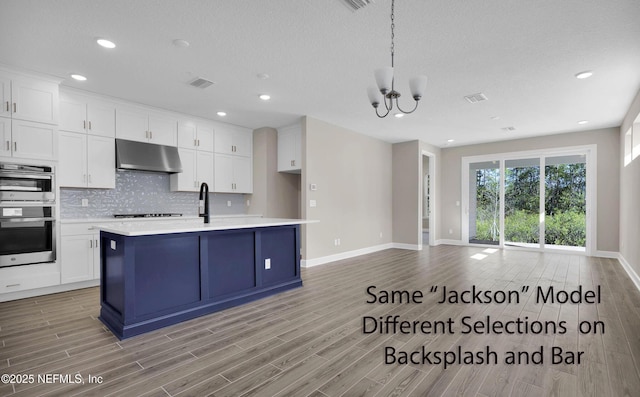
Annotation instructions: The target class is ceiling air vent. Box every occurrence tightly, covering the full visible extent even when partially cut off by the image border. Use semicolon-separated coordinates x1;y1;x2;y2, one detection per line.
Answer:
501;126;516;132
188;77;215;89
464;93;488;103
341;0;375;11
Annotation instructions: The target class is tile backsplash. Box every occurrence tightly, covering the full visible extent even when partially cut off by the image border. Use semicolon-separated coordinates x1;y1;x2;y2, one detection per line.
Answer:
60;170;248;218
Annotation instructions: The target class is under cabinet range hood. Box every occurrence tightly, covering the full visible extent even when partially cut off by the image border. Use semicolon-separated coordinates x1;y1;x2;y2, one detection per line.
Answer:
115;139;182;173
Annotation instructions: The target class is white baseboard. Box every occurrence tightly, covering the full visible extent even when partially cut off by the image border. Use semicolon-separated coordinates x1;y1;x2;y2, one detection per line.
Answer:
593;250;619;259
0;280;99;303
391;243;422;251
301;243;395;268
618;253;640;293
435;239;463;246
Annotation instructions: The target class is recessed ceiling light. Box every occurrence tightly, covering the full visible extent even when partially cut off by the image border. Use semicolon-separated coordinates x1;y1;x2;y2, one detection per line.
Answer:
217;111;227;117
490;116;500;120
447;139;455;143
259;94;271;101
70;74;87;81
172;39;190;48
578;120;589;125
257;73;270;80
575;71;593;79
96;38;116;49
394;113;404;118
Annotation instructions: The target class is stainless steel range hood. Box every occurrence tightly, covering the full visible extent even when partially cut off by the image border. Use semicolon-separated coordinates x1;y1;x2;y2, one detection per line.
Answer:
115;139;182;173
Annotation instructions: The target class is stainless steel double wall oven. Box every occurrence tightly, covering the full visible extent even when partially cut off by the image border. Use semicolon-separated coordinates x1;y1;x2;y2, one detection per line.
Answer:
0;163;56;267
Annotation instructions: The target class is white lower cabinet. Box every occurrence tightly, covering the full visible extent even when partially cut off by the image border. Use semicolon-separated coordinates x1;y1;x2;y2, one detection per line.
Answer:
214;154;252;193
0;263;60;294
61;224;100;283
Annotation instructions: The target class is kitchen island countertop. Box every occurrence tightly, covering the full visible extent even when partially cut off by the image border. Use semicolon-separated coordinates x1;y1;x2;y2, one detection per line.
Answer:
93;217;317;236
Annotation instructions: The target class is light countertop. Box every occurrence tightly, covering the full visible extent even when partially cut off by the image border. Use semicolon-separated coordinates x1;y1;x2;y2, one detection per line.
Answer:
93;217;317;236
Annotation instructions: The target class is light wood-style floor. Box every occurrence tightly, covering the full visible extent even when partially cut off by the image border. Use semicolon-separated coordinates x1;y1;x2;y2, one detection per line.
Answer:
1;246;640;397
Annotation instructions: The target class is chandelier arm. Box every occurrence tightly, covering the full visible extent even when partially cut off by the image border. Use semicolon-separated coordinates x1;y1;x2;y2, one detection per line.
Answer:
382;94;394;112
375;105;392;118
394;98;420;115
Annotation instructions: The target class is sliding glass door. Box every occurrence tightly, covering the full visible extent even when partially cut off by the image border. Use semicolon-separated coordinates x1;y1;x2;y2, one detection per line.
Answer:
468;161;500;245
505;158;540;248
463;148;591;253
544;155;587;250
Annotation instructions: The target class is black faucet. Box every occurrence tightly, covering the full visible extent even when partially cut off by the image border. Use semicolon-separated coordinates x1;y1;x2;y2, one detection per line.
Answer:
199;182;210;223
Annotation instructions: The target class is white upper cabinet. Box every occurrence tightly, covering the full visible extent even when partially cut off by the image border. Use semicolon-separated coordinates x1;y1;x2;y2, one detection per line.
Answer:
214;124;252;157
59;91;115;137
115;106;177;146
0;73;58;125
10;120;57;161
177;120;214;152
170;148;213;192
277;123;302;173
214;154;252;193
0;71;58;161
58;131;115;189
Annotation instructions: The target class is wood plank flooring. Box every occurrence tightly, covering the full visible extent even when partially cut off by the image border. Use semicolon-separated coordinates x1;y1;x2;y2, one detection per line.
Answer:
1;246;640;396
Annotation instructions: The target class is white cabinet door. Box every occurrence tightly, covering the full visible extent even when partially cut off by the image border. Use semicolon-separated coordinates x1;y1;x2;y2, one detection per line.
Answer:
0;77;10;118
11;119;56;160
148;113;176;146
214;154;234;193
277;124;301;173
214;127;234;155
197;150;214;187
197;124;215;153
233;128;252;157
0;117;10;157
116;107;148;143
10;77;58;125
59;131;87;187
61;235;95;283
170;148;197;191
177;120;197;149
233;156;252;193
87;136;115;188
87;99;115;138
59;94;86;133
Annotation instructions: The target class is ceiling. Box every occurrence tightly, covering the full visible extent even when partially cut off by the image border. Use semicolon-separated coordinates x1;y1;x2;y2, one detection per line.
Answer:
1;0;639;147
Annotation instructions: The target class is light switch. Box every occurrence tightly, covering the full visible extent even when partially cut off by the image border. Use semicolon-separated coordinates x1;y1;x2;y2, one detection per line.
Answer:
310;199;317;207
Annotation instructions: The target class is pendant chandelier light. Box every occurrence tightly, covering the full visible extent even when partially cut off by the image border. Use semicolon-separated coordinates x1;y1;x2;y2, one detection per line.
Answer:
367;0;428;118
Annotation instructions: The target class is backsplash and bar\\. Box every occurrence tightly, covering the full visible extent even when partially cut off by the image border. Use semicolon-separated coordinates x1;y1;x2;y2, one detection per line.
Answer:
60;170;248;219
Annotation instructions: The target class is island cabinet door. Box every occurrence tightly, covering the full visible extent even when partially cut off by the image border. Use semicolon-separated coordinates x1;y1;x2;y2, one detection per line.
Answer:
260;226;298;286
206;230;257;298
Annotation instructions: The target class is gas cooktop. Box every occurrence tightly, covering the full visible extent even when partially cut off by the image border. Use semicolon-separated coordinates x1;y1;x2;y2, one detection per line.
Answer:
113;213;183;218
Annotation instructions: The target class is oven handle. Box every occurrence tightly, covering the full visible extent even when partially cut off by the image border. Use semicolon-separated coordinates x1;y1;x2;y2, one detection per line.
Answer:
0;172;53;180
0;217;55;223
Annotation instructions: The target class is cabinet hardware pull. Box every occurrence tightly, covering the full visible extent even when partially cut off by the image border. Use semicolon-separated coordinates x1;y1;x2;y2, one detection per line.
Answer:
194;139;197;147
84;120;86;129
13;103;16;113
89;121;92;130
4;101;8;112
89;240;93;248
88;174;92;184
6;284;20;288
197;139;200;147
145;131;149;139
13;142;17;152
95;239;99;248
5;141;9;151
150;131;153;139
83;174;87;182
293;160;295;166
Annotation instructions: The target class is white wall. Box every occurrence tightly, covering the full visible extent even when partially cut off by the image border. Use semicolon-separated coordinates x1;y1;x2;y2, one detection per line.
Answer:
302;117;393;262
620;89;640;277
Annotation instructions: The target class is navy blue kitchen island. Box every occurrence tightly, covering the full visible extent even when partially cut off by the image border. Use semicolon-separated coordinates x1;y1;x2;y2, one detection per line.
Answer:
95;218;310;339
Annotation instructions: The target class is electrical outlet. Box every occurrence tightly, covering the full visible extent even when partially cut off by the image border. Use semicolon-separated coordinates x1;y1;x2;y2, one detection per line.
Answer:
265;258;271;269
379;232;383;238
81;198;89;207
310;199;317;207
246;199;251;206
227;200;232;207
449;229;453;235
